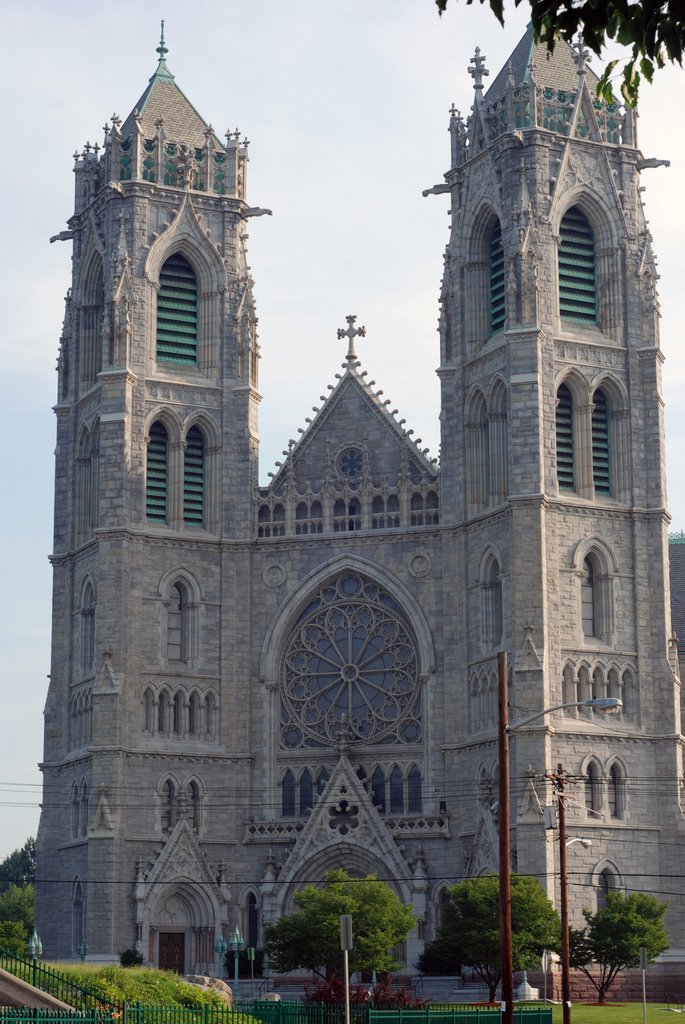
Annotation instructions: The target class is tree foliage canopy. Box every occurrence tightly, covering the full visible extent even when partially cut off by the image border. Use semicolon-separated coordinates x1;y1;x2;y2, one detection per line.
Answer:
0;883;35;954
418;874;560;1001
264;869;415;978
0;838;35;894
435;0;683;106
570;890;669;1002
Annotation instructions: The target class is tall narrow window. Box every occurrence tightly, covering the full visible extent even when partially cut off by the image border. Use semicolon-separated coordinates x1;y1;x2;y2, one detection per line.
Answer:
597;868;616;910
80;583;96;671
184;426;205;525
161;780;176;832
608;764;625;819
407;766;422;813
559;207;597;323
390;766;404;814
585;762;600;815
581;558;596;638
147;421;168;522
488;221;505;334
299;769;314;815
592;389;610;494
157;253;198;364
372;767;386;813
556;384;575;490
247;893;259;948
186;781;200;831
282;770;296;817
167;583;187;661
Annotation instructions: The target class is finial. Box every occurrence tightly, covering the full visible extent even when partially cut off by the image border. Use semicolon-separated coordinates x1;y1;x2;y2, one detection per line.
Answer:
572;33;590;79
157;20;168;63
337;314;366;364
468;47;489;90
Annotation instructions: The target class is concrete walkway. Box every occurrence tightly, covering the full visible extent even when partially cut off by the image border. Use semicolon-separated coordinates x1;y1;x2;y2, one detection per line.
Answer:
0;966;73;1009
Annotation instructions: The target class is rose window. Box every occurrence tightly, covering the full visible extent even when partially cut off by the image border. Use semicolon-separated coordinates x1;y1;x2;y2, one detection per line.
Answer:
281;572;421;748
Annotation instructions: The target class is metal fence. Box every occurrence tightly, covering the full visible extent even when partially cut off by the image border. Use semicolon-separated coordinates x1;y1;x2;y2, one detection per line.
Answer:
0;949;122;1014
0;1010;552;1024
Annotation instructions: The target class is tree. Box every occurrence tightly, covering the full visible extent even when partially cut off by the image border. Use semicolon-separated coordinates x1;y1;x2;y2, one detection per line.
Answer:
0;883;35;954
0;838;36;894
434;0;684;106
264;868;415;978
417;875;560;1002
570;890;669;1003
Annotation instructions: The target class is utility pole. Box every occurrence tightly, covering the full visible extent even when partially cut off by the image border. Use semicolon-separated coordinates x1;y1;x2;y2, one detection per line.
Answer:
498;651;513;1024
549;764;572;1024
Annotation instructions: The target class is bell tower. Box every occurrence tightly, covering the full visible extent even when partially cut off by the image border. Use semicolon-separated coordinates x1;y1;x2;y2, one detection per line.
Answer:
37;26;266;960
430;26;682;935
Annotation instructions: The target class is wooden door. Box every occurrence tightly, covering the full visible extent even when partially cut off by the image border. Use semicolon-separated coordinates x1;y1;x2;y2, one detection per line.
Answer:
159;932;185;974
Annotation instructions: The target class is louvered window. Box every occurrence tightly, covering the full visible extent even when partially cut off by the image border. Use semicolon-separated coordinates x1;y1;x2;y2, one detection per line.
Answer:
146;421;168;522
489;221;505;334
157;253;198;363
559;207;597;323
183;426;205;525
556;384;575;490
592;388;610;494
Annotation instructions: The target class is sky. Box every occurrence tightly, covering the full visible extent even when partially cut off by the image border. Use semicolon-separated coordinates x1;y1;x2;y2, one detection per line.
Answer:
0;1;683;862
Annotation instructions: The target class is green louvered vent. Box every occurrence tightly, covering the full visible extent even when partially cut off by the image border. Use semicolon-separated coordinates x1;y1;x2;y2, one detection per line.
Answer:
556;384;575;491
184;426;205;526
146;421;168;522
157;253;198;364
592;389;611;494
559;207;597;323
489;222;505;334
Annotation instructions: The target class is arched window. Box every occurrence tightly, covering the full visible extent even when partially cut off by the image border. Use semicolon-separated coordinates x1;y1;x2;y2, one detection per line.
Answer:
188;691;200;735
72;880;85;954
79;782;89;836
597;868;616;910
157;253;198;364
143;687;155;733
205;692;217;739
147;421;168;522
556;384;575;491
71;783;80;837
281;770;296;817
168;583;188;661
158;690;171;734
172;691;183;734
585;762;601;816
482;556;503;648
299;769;314;815
372;767;386;813
161;779;177;832
608;763;625;819
247;892;259;948
591;388;610;494
390;766;404;814
581;557;596;638
488;220;505;334
317;768;330;795
408;766;422;813
82;263;104;386
80;582;96;672
185;781;200;831
559;207;597;324
184;426;205;526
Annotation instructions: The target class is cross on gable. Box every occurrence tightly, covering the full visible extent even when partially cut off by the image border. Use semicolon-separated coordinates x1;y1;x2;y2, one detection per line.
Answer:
337;314;366;364
468;47;489;90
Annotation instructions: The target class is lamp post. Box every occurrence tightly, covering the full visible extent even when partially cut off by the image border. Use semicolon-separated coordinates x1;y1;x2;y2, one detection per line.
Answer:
497;650;621;1024
214;933;227;981
78;937;89;962
28;929;42;989
228;924;244;1000
247;946;256;1001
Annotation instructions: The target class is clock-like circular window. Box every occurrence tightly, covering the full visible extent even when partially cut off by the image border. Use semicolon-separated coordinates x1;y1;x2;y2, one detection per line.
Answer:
338;447;363;480
281;572;422;748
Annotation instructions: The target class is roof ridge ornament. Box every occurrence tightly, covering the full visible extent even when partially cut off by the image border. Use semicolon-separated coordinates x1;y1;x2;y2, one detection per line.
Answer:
337;314;366;365
468;47;489;90
572;33;591;82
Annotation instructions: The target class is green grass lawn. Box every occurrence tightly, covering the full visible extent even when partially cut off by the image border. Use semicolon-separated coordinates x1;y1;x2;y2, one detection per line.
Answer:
524;1003;678;1023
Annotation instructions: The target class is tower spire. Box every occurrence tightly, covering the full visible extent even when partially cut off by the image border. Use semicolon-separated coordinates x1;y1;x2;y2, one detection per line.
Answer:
151;20;175;82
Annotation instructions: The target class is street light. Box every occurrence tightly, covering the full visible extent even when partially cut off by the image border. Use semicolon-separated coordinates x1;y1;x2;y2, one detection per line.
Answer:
228;925;244;1000
214;933;227;981
497;650;622;1024
78;937;89;962
28;929;42;988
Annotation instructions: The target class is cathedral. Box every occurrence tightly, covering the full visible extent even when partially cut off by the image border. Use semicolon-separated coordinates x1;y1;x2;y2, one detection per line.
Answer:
36;24;685;983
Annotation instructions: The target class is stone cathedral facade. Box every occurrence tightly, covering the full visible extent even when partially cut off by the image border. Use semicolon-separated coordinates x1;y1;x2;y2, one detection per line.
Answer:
37;27;685;980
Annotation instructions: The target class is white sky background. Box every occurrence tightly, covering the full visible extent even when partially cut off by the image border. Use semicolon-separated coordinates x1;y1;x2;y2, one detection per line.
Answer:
0;1;683;861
